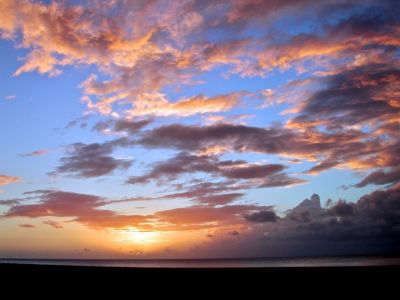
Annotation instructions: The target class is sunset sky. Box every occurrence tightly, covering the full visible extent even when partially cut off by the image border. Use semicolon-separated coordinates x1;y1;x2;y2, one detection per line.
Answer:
0;0;399;259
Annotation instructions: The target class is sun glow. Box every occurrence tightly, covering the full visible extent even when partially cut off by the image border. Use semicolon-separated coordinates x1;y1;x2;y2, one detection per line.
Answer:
124;231;160;244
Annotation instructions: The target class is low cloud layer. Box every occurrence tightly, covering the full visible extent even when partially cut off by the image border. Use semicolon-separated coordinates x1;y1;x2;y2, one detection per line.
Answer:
3;185;400;257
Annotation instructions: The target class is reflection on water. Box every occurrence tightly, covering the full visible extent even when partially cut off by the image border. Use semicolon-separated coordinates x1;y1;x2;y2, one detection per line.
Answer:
1;256;400;268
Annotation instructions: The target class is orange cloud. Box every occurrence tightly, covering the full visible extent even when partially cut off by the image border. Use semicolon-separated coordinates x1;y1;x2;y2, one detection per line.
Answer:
1;0;398;121
3;190;268;234
127;92;244;117
0;175;20;186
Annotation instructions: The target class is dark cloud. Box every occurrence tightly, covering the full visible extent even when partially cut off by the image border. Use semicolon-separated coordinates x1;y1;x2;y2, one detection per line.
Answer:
195;193;244;206
65;115;91;129
138;123;293;153
305;160;339;175
0;199;20;206
160;180;251;204
226;0;315;23
19;224;35;228
268;187;400;242
220;164;284;179
43;220;63;229
53;142;133;178
290;65;400;128
137;122;385;175
245;210;279;223
93;119;152;134
127;151;303;188
114;119;152;133
187;186;400;258
127;152;223;184
258;174;306;188
356;166;400;188
327;200;356;217
228;230;240;236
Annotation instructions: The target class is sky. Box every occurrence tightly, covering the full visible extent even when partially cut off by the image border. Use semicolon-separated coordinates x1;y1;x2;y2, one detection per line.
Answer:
0;0;399;259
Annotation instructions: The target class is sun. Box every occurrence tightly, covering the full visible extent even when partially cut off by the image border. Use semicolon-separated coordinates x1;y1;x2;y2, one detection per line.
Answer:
125;230;160;244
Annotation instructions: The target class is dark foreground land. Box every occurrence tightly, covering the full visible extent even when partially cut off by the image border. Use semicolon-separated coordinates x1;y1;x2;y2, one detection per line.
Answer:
1;263;399;298
1;263;399;287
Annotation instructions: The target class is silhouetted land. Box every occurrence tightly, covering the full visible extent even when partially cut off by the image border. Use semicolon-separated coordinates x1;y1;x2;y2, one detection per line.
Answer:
1;263;399;285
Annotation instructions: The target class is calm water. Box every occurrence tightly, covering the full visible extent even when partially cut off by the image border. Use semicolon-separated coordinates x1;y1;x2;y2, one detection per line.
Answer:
1;256;399;268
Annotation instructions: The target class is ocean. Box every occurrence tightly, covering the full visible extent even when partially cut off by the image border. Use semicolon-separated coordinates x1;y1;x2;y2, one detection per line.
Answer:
1;255;399;268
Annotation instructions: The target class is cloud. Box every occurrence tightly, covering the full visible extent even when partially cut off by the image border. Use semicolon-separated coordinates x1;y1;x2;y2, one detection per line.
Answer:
14;49;61;77
195;193;244;206
255;187;400;243
0;199;20;206
4;190;149;230
127;151;303;188
245;210;279;223
355;166;400;188
19;224;35;228
220;164;285;179
0;175;20;186
4;0;395;119
4;185;400;257
127;92;244;117
4;95;16;100
137;122;378;172
53;142;132;178
160;180;251;205
226;0;315;23
305;160;340;175
93;118;152;135
202;114;254;126
19;149;48;157
43;220;63;229
126;152;222;184
183;186;400;258
289;64;400;129
327;201;356;217
153;204;268;231
138;123;353;158
3;189;267;232
228;230;240;236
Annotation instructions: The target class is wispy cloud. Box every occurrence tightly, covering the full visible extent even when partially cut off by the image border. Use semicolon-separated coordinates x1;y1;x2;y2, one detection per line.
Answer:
4;95;16;100
19;149;48;157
